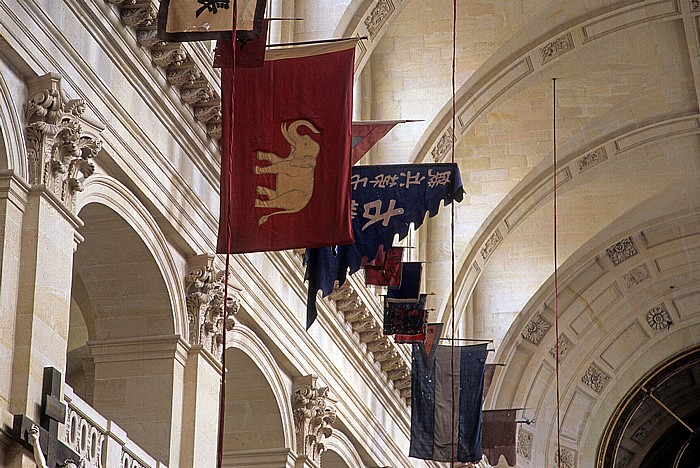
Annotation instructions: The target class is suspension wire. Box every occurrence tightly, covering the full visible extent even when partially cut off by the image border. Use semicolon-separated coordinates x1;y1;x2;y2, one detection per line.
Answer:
450;0;457;465
217;10;238;468
553;78;562;467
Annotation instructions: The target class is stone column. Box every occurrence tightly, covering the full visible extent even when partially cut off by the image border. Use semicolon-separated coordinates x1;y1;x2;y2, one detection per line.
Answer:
180;253;240;468
291;375;337;468
9;72;101;422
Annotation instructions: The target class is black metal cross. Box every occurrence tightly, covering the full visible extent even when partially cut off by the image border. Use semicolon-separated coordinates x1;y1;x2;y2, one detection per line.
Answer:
12;367;79;467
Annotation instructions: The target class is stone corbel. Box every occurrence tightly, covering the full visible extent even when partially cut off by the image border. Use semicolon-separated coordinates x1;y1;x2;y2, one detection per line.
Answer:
185;253;241;360
291;375;337;464
25;73;103;212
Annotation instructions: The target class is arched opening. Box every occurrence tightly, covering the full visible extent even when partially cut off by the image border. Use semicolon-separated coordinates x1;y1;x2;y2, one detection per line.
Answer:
321;450;350;468
68;201;181;464
224;347;285;453
598;345;700;467
67;202;174;399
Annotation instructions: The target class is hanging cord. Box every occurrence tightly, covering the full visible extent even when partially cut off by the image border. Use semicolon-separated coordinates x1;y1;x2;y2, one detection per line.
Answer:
450;0;457;465
552;78;562;467
217;17;237;468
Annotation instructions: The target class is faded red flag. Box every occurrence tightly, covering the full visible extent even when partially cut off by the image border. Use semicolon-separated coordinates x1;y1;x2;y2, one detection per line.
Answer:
218;41;357;254
364;246;403;287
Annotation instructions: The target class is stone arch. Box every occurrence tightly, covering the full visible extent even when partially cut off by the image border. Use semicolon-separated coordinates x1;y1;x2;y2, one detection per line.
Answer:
489;210;700;467
409;0;684;164
423;0;700;325
596;345;700;466
226;323;295;454
444;118;700;327
74;174;186;339
320;429;364;468
0;60;27;176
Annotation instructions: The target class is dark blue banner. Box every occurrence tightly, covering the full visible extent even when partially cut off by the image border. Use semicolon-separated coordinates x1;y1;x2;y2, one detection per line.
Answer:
304;163;463;329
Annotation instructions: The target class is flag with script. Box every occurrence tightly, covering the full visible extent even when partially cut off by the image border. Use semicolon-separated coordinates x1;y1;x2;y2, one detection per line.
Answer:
158;0;266;42
305;163;463;328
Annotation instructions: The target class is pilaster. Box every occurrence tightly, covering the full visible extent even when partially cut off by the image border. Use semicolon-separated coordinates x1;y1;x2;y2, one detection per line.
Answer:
10;72;103;423
88;335;188;467
0;171;28;429
179;344;221;468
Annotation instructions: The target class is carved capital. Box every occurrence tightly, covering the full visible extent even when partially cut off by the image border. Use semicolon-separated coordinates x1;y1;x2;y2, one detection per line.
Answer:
25;74;102;212
185;253;241;360
291;375;336;463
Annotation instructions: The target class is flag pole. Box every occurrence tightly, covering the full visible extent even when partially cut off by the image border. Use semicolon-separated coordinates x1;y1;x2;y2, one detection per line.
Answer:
266;36;367;48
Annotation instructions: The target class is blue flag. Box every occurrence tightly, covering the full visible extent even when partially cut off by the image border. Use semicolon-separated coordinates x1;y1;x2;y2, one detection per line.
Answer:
410;343;487;463
304;163;463;329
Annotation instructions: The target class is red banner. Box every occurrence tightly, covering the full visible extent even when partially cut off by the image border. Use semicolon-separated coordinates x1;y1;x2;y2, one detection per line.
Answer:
218;41;357;254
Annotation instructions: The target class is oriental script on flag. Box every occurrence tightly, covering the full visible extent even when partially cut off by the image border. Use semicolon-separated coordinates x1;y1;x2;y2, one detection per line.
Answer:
305;163;463;327
158;0;266;42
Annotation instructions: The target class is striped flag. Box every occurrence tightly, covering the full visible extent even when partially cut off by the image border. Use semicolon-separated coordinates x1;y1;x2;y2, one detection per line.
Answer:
410;343;487;463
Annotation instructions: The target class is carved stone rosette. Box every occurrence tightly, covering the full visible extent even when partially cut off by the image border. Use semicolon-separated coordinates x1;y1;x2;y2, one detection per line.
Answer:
185;253;241;360
291;375;337;464
25;74;102;212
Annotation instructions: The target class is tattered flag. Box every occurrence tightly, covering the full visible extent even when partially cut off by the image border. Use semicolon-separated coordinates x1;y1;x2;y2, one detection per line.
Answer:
305;163;463;328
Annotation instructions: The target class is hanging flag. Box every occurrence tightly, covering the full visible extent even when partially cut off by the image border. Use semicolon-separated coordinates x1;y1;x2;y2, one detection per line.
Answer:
387;262;422;299
482;409;518;467
483;363;497;403
410;343;488;463
364;246;403;287
214;19;269;68
305;164;462;327
158;0;266;42
384;294;427;335
419;323;443;361
217;40;357;254
351;120;410;164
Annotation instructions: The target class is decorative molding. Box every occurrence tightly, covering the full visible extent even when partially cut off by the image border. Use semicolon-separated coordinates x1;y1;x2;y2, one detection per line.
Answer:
480;229;503;261
549;334;573;361
582;363;610;394
540;33;574;65
623;264;651;289
292;375;337;464
102;0;222;139
693;0;700;12
121;451;147;468
65;407;104;468
354;34;368;71
185;253;240;361
646;303;673;331
328;282;412;403
25;74;103;212
576;147;608;173
364;0;395;40
516;430;532;459
522;314;551;345
606;237;638;265
554;447;576;468
431;127;455;162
